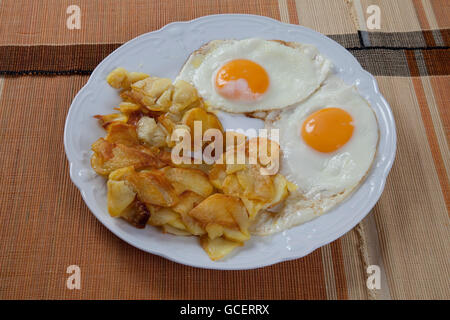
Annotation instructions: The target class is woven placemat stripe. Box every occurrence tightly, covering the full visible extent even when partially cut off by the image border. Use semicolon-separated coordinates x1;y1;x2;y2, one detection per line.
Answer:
1;41;449;76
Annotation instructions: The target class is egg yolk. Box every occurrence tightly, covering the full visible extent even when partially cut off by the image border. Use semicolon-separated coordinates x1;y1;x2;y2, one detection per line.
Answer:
215;59;269;101
301;107;354;153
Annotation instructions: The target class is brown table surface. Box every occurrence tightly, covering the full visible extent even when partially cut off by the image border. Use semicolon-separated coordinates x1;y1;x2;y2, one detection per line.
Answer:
0;0;448;299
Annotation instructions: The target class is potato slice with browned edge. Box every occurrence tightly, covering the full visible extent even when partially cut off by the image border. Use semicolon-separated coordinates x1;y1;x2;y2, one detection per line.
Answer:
188;194;249;233
90;138;166;176
181;107;223;139
120;199;151;228
107;180;136;217
124;169;179;207
147;208;178;226
94;113;129;129
208;164;227;189
105;123;139;146
172;192;205;236
163;224;191;236
200;236;242;261
161;167;213;197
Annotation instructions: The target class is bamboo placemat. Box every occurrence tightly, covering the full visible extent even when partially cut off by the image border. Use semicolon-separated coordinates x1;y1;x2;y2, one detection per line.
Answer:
0;0;448;300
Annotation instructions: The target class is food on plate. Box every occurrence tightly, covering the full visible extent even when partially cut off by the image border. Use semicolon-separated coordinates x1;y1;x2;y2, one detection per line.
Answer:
176;38;332;113
90;37;379;261
91;67;296;260
251;76;379;235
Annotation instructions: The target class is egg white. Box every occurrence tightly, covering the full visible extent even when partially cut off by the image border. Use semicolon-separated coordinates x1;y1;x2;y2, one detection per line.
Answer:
176;39;332;113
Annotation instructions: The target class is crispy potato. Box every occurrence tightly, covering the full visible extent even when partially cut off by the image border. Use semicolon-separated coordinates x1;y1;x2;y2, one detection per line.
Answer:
205;223;224;240
172;192;205;236
172;191;204;215
147;208;178;226
124;169;179;207
222;174;243;196
126;72;150;86
105;123;139;146
180;212;205;236
120;90;145;107
172;80;199;111
157;112;179;135
94;113;128;129
136;116;167;147
120;199;151;228
131;77;172;109
266;174;290;208
240;174;297;219
240;197;266;220
235;165;274;201
188;194;248;232
167;217;187;230
200;236;242;261
225;163;246;175
208;164;226;189
91;139;165;176
156;87;173;109
118;101;141;114
106;67;129;89
161;167;213;197
107;180;136;217
223;228;250;242
162;224;191;236
181;107;223;140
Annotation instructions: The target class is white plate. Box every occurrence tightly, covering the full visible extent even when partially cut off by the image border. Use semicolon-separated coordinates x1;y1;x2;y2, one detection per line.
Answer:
64;14;396;270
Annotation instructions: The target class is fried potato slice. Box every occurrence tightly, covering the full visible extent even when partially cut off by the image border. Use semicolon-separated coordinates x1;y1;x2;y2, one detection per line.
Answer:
172;192;204;215
188;194;249;232
94;113;129;129
124;169;179;207
235;165;274;202
240;197;266;220
131;77;173;109
223;228;250;242
118;101;141;114
205;223;224;240
267;174;291;208
221;174;243;196
157;112;179;135
136;116;167;147
106;67;129;89
126;72;150;87
167;217;187;230
162;224;191;236
90;138;165;176
160;167;213;197
240;174;297;219
105;123;139;146
120;199;151;228
200;236;242;261
172;80;199;111
147;207;178;226
181;107;223;141
208;164;226;189
171;192;205;236
107;180;136;217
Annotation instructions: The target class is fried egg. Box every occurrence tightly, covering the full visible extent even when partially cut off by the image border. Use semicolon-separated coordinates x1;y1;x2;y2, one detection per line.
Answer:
176;39;332;113
251;76;379;235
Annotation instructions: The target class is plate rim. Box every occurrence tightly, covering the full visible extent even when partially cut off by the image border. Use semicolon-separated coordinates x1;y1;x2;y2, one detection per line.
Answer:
64;14;397;270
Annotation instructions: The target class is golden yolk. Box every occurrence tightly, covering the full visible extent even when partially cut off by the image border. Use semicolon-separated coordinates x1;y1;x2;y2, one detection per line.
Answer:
215;59;269;100
301;107;354;153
